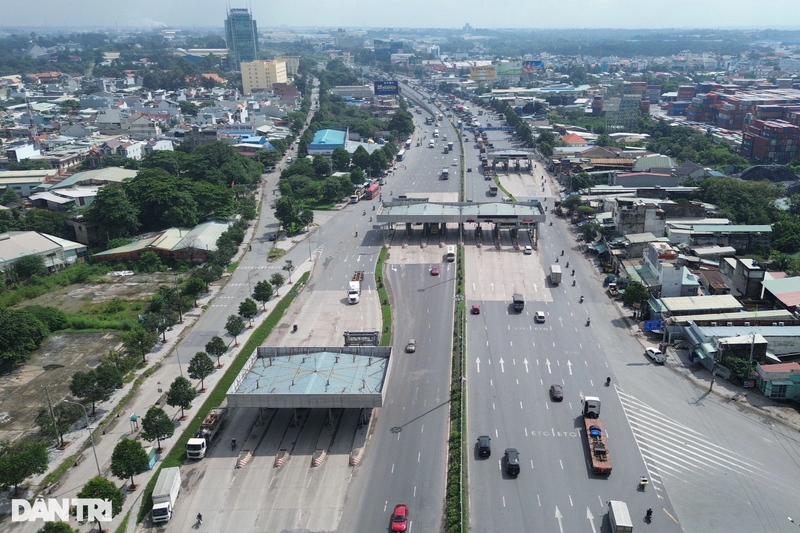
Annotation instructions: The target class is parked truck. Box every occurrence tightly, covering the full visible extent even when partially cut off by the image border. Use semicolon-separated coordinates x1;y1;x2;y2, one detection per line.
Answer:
348;271;364;304
186;407;228;459
583;396;612;475
513;294;524;312
607;500;633;532
151;467;181;523
488;185;498;196
550;264;562;285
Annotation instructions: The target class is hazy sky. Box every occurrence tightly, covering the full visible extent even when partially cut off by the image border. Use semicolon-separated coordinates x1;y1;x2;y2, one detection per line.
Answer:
4;0;800;30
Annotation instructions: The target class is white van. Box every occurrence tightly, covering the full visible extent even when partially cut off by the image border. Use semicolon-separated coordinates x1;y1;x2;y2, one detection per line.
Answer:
434;129;440;138
446;245;456;262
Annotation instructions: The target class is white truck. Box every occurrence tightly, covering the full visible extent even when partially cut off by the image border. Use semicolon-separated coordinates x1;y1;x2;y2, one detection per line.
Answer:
151;467;181;523
348;271;364;304
186;407;228;459
550;264;562;285
441;168;450;179
607;500;633;533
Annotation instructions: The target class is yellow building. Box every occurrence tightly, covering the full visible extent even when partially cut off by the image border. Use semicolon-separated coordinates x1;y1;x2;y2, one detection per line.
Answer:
241;60;288;95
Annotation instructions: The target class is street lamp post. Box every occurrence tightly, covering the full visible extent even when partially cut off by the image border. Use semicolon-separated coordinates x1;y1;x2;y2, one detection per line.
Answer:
63;400;101;477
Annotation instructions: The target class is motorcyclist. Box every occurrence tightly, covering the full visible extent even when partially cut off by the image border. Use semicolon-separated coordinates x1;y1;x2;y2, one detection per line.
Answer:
231;438;236;449
197;513;203;524
566;261;569;268
362;210;366;216
354;231;358;237
369;216;372;222
646;508;653;520
640;476;648;487
606;377;611;385
580;295;584;303
572;269;575;276
372;205;375;210
586;317;591;326
572;280;576;286
561;250;564;256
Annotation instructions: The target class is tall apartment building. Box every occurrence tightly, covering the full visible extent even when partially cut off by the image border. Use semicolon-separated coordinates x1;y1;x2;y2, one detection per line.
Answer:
274;55;300;77
225;8;259;67
241;60;287;95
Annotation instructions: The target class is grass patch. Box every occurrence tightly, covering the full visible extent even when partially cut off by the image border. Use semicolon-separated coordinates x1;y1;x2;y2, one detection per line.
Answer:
375;247;392;346
66;297;145;331
114;510;131;533
304;199;337;210
445;245;466;533
495;176;515;202
226;261;240;273
267;248;285;262
136;271;309;524
0;263;112;309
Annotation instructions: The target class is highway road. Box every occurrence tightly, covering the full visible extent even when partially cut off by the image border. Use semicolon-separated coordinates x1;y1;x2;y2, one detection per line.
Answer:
461;102;800;532
337;83;461;533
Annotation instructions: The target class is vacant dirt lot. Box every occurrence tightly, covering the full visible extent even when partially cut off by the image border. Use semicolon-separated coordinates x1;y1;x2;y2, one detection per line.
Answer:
0;271;179;443
0;332;122;443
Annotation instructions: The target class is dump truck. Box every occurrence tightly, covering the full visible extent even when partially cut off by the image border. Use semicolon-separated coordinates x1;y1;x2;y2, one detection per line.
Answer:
348;271;364;304
513;294;524;312
583;396;612;474
186;407;228;459
550;264;562;285
488;185;498;196
152;467;181;523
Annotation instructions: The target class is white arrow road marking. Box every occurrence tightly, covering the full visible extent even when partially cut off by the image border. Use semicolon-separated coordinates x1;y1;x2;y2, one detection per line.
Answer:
586;507;598;533
555;506;565;533
545;359;552;374
523;358;529;373
499;358;505;372
567;360;573;375
475;357;480;372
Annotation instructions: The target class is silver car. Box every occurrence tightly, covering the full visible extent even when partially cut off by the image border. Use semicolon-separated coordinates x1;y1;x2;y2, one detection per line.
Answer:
645;347;666;364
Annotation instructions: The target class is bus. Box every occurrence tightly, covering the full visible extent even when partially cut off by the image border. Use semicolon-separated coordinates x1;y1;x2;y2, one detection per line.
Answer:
365;182;380;200
396;149;406;161
404;139;412;150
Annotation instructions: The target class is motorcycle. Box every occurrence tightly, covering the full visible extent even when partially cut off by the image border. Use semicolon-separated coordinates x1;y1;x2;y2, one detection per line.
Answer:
566;261;569;268
197;514;203;526
606;377;611;386
549;221;553;226
639;477;649;490
572;280;576;286
231;438;237;449
645;508;653;522
372;205;375;210
580;295;584;303
354;231;358;238
292;324;298;333
586;318;591;326
369;217;372;222
362;210;366;216
572;269;575;276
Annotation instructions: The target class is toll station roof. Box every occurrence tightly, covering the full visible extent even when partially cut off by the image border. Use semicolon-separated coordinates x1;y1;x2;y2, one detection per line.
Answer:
378;201;545;225
227;346;391;409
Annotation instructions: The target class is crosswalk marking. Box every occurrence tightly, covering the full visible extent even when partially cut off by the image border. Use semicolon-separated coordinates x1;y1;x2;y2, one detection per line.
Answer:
616;389;775;494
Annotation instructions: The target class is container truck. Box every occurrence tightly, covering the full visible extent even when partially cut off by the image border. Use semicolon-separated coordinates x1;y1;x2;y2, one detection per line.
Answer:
348;271;364;304
550;265;562;285
186;407;228;459
151;467;181;523
583;396;612;475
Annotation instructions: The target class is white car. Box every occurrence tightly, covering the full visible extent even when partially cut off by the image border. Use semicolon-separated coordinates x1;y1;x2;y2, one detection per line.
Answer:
523;245;533;255
453;159;458;166
534;311;546;323
645;347;666;364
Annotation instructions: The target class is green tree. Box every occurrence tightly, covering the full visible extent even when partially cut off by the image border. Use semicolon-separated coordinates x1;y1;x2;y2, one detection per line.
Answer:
69;364;121;415
225;314;246;344
0;188;20;205
238;297;258;326
270;273;285;296
37;522;79;533
24;305;69;332
35;402;83;447
0;309;49;365
86;185;141;240
188;351;214;390
331;147;351;172
178;101;199;117
387;109;415;137
140;406;174;451
14;254;46;280
253;280;274;310
0;440;48;495
166;376;195;418
623;281;650;307
205;336;227;366
182;276;207;306
121;326;159;363
110;438;150;487
349;167;365;185
369;150;388;175
313;155;331;177
20;209;70;239
273;196;300;235
75;476;123;531
352;145;370;170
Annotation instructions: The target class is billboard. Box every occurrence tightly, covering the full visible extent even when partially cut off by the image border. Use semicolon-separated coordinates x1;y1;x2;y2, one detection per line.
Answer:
522;61;545;73
496;61;522;76
374;80;399;96
470;66;496;82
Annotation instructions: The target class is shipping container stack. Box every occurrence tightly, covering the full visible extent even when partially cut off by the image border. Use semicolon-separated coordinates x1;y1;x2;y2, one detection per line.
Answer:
741;119;800;164
677;85;698;100
686;92;720;123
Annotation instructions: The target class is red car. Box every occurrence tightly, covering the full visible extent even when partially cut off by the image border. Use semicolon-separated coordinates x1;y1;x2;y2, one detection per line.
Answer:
430;265;439;276
391;503;409;532
471;304;481;315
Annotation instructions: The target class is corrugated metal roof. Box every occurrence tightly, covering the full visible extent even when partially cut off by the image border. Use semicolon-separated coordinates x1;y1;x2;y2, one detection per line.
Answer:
660;294;742;313
691;224;772;233
761;277;800;296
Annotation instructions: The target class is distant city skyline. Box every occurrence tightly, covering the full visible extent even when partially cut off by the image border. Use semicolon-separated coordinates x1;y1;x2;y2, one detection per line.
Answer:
3;0;800;31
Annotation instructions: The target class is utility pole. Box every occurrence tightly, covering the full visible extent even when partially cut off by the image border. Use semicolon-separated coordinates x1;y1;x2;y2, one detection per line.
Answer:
709;342;722;392
42;385;59;446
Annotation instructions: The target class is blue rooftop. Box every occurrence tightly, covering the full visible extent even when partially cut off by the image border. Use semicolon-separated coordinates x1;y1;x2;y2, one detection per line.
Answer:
311;129;346;146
